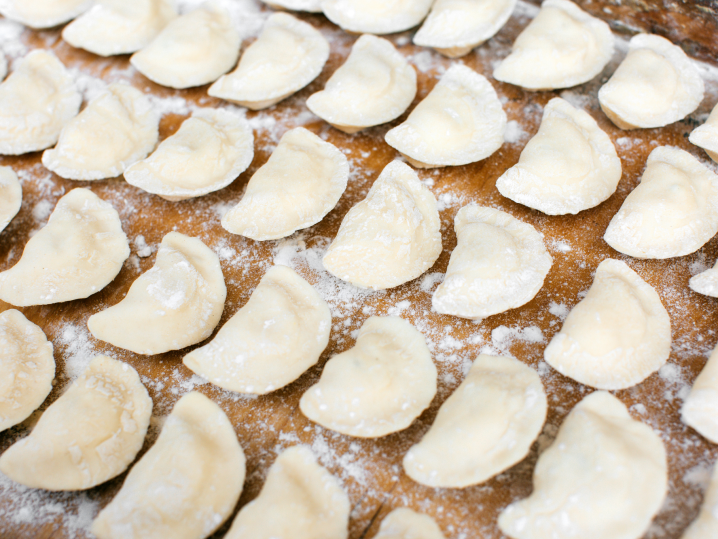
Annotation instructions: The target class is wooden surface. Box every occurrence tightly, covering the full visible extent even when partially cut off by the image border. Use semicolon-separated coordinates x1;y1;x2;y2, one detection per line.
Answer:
1;2;718;538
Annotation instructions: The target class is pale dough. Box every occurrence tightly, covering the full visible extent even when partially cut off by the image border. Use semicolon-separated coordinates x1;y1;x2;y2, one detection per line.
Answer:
0;166;22;233
690;259;718;298
375;508;446;539
0;0;92;29
321;0;434;35
681;463;718;539
262;0;322;12
690;101;718;164
682;344;718;444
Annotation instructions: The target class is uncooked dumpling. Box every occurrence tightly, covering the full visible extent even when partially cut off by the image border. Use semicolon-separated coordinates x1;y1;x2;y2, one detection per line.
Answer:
690;259;718;298
385;64;506;168
262;0;322;12
544;259;671;390
496;97;621;215
88;232;226;355
43;83;160;181
598;34;704;129
0;50;81;155
225;445;349;539
184;265;331;395
130;3;241;89
493;0;613;90
306;34;417;134
0;309;54;432
0;166;21;233
404;354;546;488
0;188;129;307
124;107;254;201
209;13;329;110
91;391;246;539
681;463;718;539
498;391;667;539
690;102;718;164
682;344;718;444
375;508;446;539
323;161;441;290
300;316;437;438
0;0;92;28
604;146;718;259
432;205;552;320
0;355;151;491
221;127;348;241
62;0;178;57
322;0;433;34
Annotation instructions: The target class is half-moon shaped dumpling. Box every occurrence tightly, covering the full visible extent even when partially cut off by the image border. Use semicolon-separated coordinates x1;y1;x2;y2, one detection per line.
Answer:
432;205;552;320
496;98;621;215
375;508;446;539
124;107;254;201
493;0;613;90
306;34;417;134
498;391;667;539
221;127;348;241
682;344;718;444
262;0;322;12
0;0;92;28
0;166;21;233
43;83;160;181
544;259;671;390
208;13;329;110
300;316;437;438
385;64;506;168
0;50;81;155
0;309;54;432
323;161;441;290
91;391;246;539
225;445;349;539
130;3;241;89
0;355;151;491
404;354;546;488
0;188;129;307
62;0;178;57
184;265;331;395
598;34;704;129
604;146;718;259
690;259;718;298
321;0;433;35
681;463;718;539
88;232;226;355
413;0;518;58
690;102;718;164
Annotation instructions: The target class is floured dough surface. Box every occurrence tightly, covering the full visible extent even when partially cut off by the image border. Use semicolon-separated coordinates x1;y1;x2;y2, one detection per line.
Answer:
690;102;718;163
262;0;322;12
91;391;246;539
0;355;151;491
322;0;434;35
375;508;446;539
0;0;92;29
681;463;718;539
0;166;21;233
690;258;718;297
682;344;718;444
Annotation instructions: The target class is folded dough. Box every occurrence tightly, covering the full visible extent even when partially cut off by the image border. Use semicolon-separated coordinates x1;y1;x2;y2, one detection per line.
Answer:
209;12;329;110
300;316;437;438
262;0;322;12
184;265;331;395
124;107;254;201
221;127;348;240
0;166;21;233
690;102;718;164
375;508;446;539
306;34;417;134
0;0;92;29
0;50;81;155
681;463;718;539
322;0;433;35
498;391;667;539
493;0;613;90
604;146;718;259
43;83;160;181
0;355;151;491
690;259;718;297
682;344;718;444
0;188;129;306
599;34;704;129
385;64;506;168
92;391;246;539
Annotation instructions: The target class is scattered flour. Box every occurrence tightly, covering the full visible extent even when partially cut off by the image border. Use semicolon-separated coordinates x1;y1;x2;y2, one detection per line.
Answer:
504;120;528;144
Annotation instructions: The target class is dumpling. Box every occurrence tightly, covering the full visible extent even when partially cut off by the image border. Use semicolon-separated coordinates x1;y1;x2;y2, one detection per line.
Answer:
91;391;246;539
88;232;226;355
598;34;704;129
604;146;718;259
432;205;552;320
321;0;433;35
62;0;178;57
690;259;718;297
544;259;671;390
261;0;322;12
130;3;241;89
404;354;546;488
385;64;506;168
493;0;613;90
681;463;718;539
0;188;129;307
0;355;151;491
306;34;417;134
208;13;329;110
0;50;81;155
413;0;518;58
0;0;92;28
183;265;331;395
300;316;437;438
124;107;254;201
375;508;446;539
690;102;718;164
225;445;349;539
43;83;160;181
323;161;441;290
682;344;718;444
498;391;667;539
221;127;348;241
496;97;621;215
0;309;54;432
0;166;21;233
